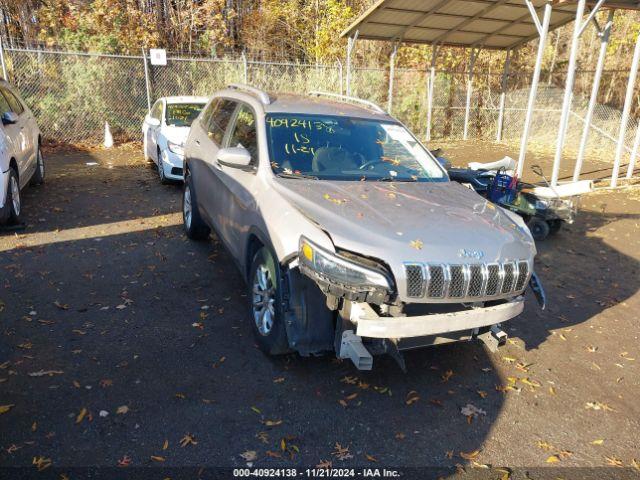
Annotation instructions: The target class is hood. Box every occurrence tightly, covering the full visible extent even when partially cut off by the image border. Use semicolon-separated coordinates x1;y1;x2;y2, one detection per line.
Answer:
162;125;191;145
272;178;535;266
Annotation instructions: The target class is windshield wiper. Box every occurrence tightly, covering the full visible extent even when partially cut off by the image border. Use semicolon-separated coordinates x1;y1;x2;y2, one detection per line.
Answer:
276;172;319;180
375;176;416;182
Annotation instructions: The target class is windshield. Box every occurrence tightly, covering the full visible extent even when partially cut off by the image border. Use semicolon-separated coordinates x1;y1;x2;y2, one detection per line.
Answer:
265;113;447;182
165;103;205;127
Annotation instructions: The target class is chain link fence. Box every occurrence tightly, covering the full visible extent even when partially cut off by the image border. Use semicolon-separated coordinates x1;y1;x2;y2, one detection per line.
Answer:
2;46;638;175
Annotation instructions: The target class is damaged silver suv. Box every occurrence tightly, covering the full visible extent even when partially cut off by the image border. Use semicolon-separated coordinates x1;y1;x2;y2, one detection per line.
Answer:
182;84;545;370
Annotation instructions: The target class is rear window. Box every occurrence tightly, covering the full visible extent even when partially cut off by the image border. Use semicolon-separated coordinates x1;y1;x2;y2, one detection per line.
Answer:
165;102;205;127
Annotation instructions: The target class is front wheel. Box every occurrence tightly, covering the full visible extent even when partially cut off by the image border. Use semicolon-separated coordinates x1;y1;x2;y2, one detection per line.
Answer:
0;168;22;225
30;146;45;185
248;247;291;355
157;149;169;184
527;217;550;241
182;172;210;240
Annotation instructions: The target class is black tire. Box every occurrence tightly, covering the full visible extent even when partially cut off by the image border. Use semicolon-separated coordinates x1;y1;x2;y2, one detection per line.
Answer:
30;146;45;186
157;148;169;184
0;168;22;225
548;219;563;235
527;217;550;241
182;170;210;240
248;246;291;355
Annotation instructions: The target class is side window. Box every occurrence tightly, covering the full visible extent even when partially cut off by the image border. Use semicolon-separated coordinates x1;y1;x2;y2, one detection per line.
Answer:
150;101;163;120
1;88;24;114
207;99;236;145
200;98;219;127
228;104;258;162
0;91;11;115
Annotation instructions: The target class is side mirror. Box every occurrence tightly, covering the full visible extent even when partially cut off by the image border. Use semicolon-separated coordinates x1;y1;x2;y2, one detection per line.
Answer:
217;146;252;169
146;115;161;127
2;111;18;125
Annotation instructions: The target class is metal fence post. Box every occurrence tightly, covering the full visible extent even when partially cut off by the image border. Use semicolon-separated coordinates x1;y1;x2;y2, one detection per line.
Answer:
496;49;511;142
550;0;587;186
141;48;152;113
426;45;438;142
346;31;359;97
613;32;640;186
0;36;8;81
463;48;479;141
242;51;248;83
387;43;398;112
573;9;614;182
517;1;552;178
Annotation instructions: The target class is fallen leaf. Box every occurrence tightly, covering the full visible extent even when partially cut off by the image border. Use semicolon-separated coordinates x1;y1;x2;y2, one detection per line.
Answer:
605;456;623;467
410;239;424;250
150;456;165;462
0;404;15;414
250;406;261;414
263;419;282;427
162;440;169;450
179;434;197;447
460;450;480;461
117;455;131;467
546;455;560;463
116;405;129;415
32;456;52;471
405;391;420;405
240;451;257;462
28;370;63;377
75;408;87;424
591;439;604;445
365;454;378;462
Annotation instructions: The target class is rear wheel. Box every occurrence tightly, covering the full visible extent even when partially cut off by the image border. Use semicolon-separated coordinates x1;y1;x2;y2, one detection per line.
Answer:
548;219;563;235
0;168;22;225
248;247;290;355
182;171;210;240
30;146;45;185
527;217;550;241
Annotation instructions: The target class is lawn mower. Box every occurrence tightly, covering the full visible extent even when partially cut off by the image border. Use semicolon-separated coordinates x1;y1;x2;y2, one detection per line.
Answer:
435;152;592;241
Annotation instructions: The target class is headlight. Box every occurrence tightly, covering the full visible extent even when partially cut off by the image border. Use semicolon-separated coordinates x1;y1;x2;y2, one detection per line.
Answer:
167;141;185;156
298;236;391;291
535;199;549;210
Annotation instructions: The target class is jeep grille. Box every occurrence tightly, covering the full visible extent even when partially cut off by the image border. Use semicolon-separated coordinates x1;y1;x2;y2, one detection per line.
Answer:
404;261;530;300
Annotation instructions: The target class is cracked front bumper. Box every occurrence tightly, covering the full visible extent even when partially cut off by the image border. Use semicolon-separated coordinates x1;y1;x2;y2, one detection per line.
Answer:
348;297;524;339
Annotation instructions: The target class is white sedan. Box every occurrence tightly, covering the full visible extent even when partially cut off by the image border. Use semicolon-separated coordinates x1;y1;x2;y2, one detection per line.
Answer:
142;96;207;183
0;79;43;226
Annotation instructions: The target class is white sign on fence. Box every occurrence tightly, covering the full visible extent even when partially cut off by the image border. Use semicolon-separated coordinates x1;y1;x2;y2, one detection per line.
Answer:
149;48;167;66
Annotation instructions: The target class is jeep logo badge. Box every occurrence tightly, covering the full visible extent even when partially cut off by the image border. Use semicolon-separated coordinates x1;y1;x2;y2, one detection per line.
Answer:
458;248;485;260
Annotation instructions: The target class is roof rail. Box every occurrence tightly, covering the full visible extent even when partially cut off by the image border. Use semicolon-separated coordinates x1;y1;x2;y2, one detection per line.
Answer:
308;91;386;114
227;83;271;105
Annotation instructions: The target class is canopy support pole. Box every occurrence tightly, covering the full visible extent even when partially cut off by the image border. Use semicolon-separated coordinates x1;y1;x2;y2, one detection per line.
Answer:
463;48;479;141
574;9;614;182
141;48;152;113
517;1;552;178
550;0;587;186
346;31;359;97
614;32;640;185
426;45;439;142
387;43;399;112
496;49;511;142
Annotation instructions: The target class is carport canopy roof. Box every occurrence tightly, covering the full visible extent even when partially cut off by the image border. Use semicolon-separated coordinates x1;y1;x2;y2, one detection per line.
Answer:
341;0;640;50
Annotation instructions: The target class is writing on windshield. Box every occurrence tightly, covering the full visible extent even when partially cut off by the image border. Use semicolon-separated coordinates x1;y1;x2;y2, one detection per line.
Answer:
265;114;446;182
165;103;205;127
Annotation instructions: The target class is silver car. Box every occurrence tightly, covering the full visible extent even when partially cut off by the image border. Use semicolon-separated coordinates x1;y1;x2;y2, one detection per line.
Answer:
182;84;544;370
0;79;43;226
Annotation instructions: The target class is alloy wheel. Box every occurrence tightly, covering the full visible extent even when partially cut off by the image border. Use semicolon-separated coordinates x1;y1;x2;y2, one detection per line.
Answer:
183;185;192;229
10;175;20;216
252;265;276;336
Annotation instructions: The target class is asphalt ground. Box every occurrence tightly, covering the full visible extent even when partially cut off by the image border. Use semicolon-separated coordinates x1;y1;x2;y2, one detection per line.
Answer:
0;145;639;478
